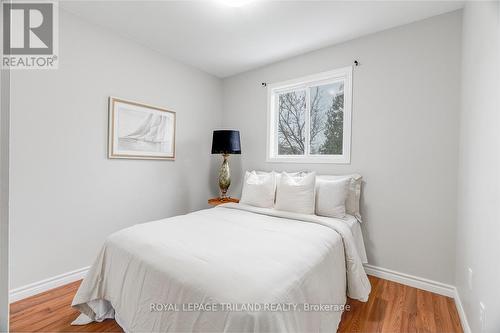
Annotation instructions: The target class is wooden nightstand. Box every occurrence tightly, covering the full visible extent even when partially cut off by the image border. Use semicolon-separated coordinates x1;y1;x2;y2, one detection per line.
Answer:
208;197;239;206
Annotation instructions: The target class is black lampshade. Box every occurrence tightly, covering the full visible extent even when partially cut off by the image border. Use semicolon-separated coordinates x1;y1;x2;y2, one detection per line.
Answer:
211;130;241;154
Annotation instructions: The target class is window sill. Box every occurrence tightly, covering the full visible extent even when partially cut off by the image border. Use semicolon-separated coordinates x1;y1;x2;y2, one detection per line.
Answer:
266;156;351;164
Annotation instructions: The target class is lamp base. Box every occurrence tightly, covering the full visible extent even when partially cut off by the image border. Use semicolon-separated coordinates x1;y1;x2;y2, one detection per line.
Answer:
218;154;231;199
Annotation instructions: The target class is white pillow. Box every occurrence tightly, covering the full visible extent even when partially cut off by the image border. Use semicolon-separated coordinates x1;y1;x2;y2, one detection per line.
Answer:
317;174;363;221
315;178;350;218
240;171;276;208
275;172;316;214
274;171;304;185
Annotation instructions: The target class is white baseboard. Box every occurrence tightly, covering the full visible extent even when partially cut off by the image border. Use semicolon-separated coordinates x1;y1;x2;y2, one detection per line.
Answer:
364;264;470;333
453;288;472;333
9;266;89;303
364;264;455;297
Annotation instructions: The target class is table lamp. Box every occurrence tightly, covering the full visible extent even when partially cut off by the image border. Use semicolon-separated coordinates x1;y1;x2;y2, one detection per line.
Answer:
211;130;241;199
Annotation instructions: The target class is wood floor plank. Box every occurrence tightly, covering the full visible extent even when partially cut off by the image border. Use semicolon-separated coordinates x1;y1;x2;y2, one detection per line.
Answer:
446;296;463;333
10;276;463;333
382;280;405;332
10;281;80;314
401;286;418;333
417;288;440;333
433;292;454;333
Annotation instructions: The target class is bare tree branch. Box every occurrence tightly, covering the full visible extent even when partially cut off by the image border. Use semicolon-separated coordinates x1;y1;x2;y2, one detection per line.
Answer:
277;91;305;154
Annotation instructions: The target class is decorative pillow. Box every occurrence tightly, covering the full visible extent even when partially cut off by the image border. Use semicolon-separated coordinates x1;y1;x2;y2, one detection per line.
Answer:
274;171;304;185
240;171;276;208
315;178;350;218
275;172;316;214
273;171;303;203
316;174;363;221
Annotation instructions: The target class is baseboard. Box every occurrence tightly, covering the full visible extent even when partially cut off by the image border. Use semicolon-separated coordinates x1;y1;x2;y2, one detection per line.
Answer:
364;264;471;332
364;264;455;297
9;266;90;303
453;288;472;333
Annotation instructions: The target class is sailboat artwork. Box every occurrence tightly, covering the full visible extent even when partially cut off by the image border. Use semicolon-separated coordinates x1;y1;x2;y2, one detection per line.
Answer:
108;97;176;160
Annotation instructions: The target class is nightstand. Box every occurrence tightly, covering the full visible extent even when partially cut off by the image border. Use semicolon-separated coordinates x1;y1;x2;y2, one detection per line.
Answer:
208;197;239;206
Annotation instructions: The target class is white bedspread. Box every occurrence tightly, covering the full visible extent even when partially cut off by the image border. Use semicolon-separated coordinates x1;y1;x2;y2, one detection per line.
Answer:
72;204;371;332
342;214;368;264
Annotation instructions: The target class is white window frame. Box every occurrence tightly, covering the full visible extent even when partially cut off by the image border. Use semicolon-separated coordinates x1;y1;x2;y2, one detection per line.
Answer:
266;66;353;164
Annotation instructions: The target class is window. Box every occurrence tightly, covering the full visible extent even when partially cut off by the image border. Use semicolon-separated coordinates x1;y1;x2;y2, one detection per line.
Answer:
267;67;352;163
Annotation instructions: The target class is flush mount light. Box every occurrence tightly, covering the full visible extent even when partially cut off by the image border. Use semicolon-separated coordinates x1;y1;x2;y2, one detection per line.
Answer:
219;0;254;7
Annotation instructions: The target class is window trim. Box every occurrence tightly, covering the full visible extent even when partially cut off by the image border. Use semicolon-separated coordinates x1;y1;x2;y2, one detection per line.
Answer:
266;66;353;164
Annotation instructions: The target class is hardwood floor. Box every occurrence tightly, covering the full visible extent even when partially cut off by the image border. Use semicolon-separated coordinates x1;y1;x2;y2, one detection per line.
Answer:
10;281;121;332
337;276;463;333
10;275;462;333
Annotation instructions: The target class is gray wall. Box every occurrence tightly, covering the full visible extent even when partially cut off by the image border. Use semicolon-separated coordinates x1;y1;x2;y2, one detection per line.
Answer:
456;3;500;332
9;9;222;288
222;11;462;284
0;2;11;329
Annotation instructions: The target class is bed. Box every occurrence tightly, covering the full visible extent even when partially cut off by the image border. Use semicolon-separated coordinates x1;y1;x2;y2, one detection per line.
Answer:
72;203;371;332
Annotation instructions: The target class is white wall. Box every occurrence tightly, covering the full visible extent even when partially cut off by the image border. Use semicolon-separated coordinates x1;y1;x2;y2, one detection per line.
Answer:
456;2;500;332
222;11;462;284
0;74;9;331
0;72;9;331
9;9;222;289
0;3;11;328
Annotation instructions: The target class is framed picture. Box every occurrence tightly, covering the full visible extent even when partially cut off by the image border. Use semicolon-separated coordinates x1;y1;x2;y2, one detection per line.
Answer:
108;97;176;160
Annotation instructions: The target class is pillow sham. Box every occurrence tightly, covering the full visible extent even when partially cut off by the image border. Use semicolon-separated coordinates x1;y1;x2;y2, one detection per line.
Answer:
240;171;276;208
274;171;304;185
315;178;350;218
317;174;363;221
275;172;316;214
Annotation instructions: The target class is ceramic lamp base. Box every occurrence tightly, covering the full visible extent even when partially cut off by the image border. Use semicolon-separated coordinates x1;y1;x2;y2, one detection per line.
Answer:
218;154;231;199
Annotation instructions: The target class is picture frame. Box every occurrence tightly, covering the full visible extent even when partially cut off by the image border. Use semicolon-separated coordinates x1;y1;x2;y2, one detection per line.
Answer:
108;97;176;160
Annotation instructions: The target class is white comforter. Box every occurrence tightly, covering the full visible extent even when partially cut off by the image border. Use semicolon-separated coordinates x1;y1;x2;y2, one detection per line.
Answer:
72;203;371;332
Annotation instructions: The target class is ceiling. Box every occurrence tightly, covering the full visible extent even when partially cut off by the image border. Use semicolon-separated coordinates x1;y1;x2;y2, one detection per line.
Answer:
60;1;463;78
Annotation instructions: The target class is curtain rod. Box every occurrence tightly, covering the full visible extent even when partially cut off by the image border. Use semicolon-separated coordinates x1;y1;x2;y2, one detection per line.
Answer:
261;59;359;87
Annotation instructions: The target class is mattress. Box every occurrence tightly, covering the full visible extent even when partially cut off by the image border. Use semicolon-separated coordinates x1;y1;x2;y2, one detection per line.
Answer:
72;204;370;332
